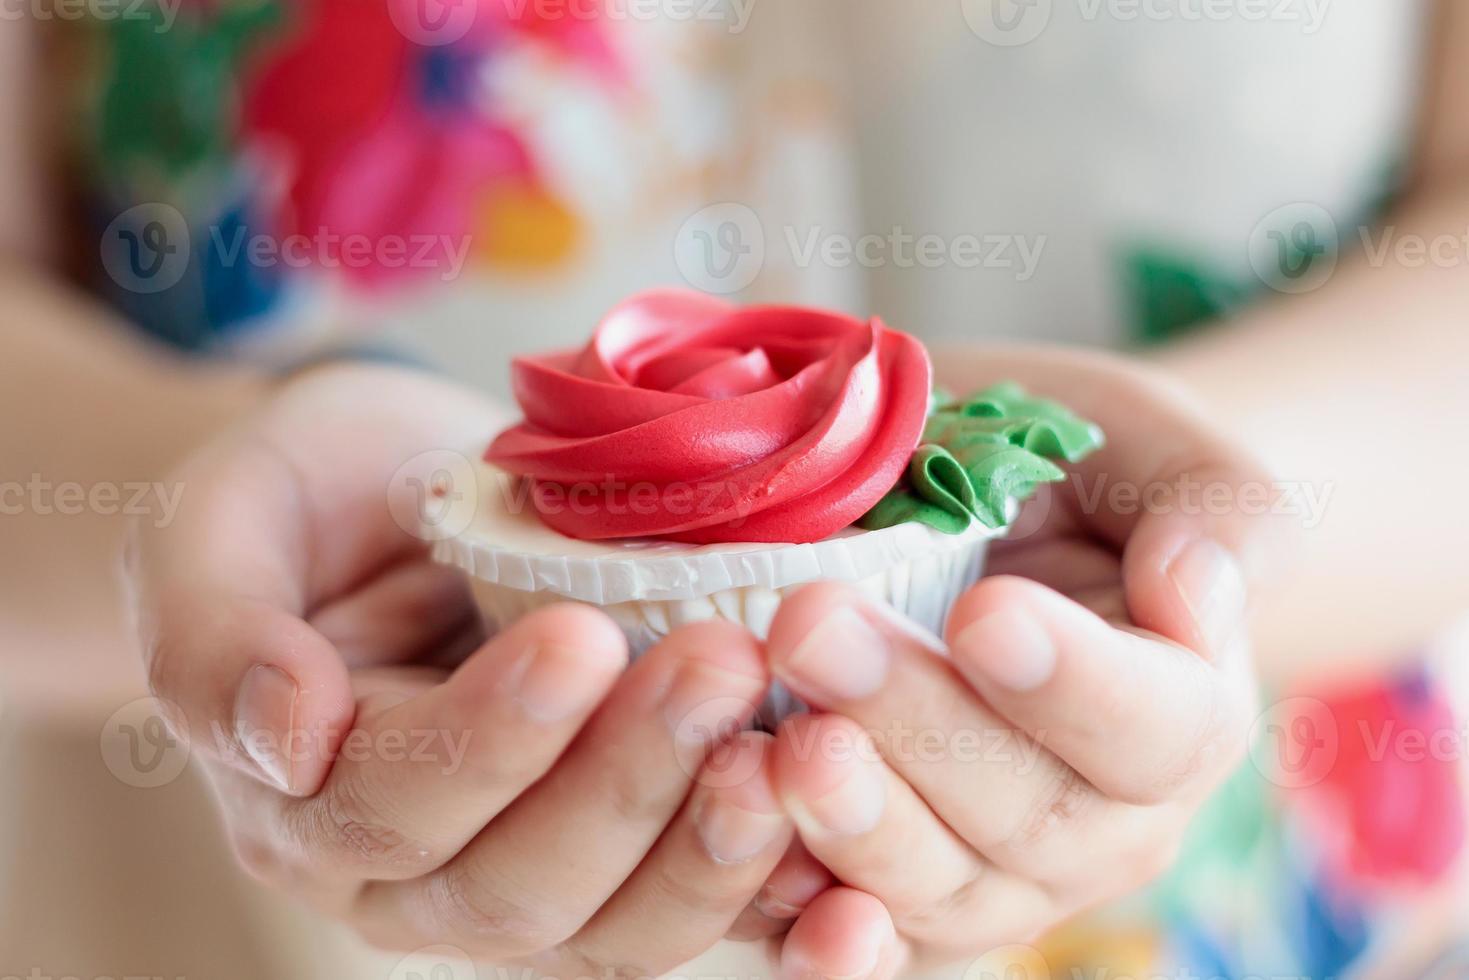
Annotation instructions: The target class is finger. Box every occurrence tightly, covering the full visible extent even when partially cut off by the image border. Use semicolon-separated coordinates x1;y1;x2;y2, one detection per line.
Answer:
1123;490;1259;661
554;732;792;976
779;888;907;980
935;347;1287;657
767;582;1103;878
947;575;1253;805
358;619;769;958
280;604;626;882
307;557;480;668
129;441;361;796
727;839;835;942
772;714;1051;947
129;368;506;796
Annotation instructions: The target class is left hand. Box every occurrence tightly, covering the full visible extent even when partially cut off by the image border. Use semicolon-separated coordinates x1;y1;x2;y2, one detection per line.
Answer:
759;349;1288;976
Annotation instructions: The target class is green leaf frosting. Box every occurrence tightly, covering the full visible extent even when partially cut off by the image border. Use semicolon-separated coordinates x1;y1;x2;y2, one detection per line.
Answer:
858;382;1104;534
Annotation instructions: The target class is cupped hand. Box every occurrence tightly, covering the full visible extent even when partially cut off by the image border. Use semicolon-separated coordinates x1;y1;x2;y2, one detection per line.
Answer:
761;349;1289;977
125;363;820;972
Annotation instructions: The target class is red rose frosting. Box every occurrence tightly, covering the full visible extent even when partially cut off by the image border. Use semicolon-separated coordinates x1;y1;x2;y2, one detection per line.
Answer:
486;289;932;543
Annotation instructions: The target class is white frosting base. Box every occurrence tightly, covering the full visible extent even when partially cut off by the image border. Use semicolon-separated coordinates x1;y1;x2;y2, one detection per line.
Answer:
433;461;1001;719
434;461;1001;604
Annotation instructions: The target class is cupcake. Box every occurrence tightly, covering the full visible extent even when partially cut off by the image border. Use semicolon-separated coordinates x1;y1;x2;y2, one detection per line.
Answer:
433;289;1101;711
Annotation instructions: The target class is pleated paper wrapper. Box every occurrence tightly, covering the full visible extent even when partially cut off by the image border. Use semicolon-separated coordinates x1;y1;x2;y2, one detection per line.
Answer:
431;463;1004;720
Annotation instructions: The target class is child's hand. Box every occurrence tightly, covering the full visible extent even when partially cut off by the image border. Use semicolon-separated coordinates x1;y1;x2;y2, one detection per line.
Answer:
125;364;804;972
760;351;1284;977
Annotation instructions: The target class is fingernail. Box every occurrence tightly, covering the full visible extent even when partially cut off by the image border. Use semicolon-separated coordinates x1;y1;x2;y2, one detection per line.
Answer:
513;644;615;724
1168;538;1247;658
696;796;788;864
756;857;832;919
952;606;1056;692
755;889;805;919
792;759;886;837
662;661;759;748
783;606;890;702
234;665;298;793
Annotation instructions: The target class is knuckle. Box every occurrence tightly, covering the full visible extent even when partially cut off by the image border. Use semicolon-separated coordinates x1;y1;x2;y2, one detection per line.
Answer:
602;766;677;827
1140;689;1249;805
903;865;985;933
430;868;567;956
306;781;423;873
646;858;743;917
1011;764;1093;850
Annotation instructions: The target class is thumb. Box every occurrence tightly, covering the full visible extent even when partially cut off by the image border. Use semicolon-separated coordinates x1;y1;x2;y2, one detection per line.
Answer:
1122;456;1297;662
126;440;354;796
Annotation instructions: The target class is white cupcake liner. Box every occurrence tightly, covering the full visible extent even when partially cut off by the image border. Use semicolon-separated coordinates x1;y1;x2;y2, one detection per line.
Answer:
432;462;1003;720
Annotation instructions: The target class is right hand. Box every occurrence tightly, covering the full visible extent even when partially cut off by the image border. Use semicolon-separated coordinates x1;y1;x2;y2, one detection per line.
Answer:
125;362;826;971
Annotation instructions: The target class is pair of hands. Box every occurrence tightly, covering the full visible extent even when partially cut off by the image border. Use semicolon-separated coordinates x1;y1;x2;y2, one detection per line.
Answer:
126;355;1281;978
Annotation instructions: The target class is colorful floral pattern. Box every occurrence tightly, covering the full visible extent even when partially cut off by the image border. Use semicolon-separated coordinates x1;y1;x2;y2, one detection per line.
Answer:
75;0;620;351
1038;663;1466;979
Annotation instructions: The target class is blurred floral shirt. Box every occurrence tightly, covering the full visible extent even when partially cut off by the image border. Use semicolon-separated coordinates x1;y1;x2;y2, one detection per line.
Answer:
62;0;1467;977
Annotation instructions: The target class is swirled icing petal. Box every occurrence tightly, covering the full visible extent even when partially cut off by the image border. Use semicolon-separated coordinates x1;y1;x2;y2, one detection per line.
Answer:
485;290;933;543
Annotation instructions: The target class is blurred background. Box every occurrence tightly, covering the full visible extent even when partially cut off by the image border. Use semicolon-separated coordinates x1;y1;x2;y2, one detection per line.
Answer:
3;1;1468;977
